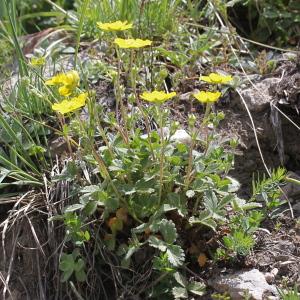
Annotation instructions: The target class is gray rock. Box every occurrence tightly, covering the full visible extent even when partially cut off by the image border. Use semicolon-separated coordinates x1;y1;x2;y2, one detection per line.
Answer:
237;78;280;112
170;129;192;145
210;269;278;300
292;202;300;215
281;171;300;203
264;272;275;284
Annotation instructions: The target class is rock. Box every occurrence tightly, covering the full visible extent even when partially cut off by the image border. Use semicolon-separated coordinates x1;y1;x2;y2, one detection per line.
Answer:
271;268;279;277
281;171;300;203
292;202;300;216
236;78;280;112
282;52;298;61
264;272;275;284
170;129;192;145
210;269;278;300
49;136;69;157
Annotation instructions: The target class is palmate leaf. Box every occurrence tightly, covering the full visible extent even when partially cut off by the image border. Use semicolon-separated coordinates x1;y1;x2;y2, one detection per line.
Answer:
148;236;185;267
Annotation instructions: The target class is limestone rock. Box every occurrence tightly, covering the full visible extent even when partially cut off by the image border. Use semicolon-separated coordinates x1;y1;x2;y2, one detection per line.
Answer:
210;269;278;300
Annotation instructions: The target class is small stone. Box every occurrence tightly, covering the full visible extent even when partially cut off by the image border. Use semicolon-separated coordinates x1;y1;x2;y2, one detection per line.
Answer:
267;296;280;300
265;272;275;284
271;268;279;277
170;129;192;145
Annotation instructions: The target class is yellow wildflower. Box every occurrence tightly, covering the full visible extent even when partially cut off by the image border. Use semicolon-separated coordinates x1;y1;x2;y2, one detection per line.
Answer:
193;91;221;104
45;70;80;96
200;73;232;84
30;56;46;66
140;90;176;104
52;92;88;114
97;20;133;31
114;38;152;49
45;73;65;86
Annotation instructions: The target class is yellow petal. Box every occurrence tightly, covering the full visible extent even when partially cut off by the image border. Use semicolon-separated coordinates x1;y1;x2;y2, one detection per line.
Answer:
193;91;221;103
30;56;46;66
97;20;133;31
200;73;233;84
140;90;176;103
114;38;152;49
52;93;87;114
199;75;214;84
58;86;72;96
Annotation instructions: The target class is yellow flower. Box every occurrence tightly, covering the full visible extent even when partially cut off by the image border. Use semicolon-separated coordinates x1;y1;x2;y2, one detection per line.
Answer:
200;73;232;84
45;70;80;96
45;73;65;86
52;92;88;114
114;38;152;49
58;86;72;97
140;90;176;104
193;91;221;103
97;20;133;31
30;56;46;66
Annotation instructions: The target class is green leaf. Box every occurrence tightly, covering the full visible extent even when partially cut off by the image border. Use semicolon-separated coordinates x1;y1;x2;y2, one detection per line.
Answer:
61;269;73;282
226;176;240;192
172;287;188;299
166;244;185;267
59;254;74;272
189;211;217;231
148;236;167;252
83;200;98;215
64;204;84;213
187;281;206;296
165;193;187;216
75;269;86;282
174;272;187;287
159;219;178;244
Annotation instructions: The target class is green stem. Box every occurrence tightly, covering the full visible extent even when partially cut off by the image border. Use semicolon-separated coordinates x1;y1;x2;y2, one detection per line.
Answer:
158;105;165;205
115;46;129;143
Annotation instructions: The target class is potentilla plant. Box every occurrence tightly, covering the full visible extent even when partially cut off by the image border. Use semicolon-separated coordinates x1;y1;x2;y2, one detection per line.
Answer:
44;21;285;298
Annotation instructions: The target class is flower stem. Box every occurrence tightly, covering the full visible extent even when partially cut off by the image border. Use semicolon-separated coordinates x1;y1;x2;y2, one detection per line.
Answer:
158;105;165;205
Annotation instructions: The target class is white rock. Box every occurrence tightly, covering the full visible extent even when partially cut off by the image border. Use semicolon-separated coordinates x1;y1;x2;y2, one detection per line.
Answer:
170;129;192;145
210;269;278;300
271;268;279;277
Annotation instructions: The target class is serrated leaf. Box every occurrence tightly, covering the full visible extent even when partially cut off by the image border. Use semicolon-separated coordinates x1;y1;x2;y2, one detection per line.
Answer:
172;287;188;299
174;272;187;287
159;219;177;244
165;193;187;216
166;244;185;267
187;281;206;296
148;235;167;252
